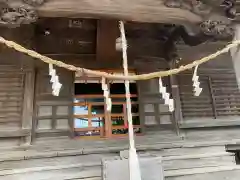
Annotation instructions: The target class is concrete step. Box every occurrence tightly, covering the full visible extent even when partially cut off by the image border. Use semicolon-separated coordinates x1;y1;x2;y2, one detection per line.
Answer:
166;167;240;180
163;152;235;170
0;150;236;180
147;145;227;156
1;164;240;180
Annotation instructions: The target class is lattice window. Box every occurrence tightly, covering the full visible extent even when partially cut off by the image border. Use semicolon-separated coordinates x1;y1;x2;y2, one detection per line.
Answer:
74;94;141;138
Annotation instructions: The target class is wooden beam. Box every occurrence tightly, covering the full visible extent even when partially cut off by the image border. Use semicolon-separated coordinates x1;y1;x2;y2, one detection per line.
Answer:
37;0;202;24
96;20;119;62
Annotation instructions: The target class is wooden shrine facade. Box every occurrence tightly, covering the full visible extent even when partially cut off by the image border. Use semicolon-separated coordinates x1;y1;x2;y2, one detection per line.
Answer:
0;16;240;147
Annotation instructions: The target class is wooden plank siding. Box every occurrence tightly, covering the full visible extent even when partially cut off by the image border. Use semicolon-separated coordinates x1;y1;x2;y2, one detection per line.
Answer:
0;65;26;147
135;60;176;133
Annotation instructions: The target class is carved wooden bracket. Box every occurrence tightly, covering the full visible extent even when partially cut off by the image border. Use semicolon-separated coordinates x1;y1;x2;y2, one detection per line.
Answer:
164;0;236;38
0;0;45;28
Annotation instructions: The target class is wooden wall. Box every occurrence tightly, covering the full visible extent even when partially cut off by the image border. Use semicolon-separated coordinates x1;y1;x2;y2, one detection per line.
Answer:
0;18;240;145
0;25;36;147
134;59;177;134
0;65;25;147
0;61;34;147
178;69;240;123
34;18;97;55
177;43;240;125
33;66;74;140
175;43;240;140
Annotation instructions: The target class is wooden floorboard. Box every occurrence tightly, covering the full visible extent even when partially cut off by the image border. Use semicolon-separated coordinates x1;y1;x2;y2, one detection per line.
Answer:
0;131;240;161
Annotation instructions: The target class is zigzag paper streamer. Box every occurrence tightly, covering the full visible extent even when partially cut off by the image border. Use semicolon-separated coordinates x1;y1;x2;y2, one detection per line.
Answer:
159;78;174;112
49;64;62;96
101;77;112;111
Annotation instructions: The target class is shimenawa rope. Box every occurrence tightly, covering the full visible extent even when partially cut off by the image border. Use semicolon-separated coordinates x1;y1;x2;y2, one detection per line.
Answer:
0;37;239;80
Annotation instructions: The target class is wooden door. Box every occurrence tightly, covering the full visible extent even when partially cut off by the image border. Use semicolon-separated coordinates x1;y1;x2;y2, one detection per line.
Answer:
110;94;141;137
74;94;105;138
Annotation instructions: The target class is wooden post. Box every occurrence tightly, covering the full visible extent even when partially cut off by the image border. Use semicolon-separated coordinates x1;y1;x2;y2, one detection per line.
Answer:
154;103;160;125
52;106;57;129
169;61;182;135
96;20;118;138
136;81;146;134
69;72;75;138
96;19;119;62
21;69;36;145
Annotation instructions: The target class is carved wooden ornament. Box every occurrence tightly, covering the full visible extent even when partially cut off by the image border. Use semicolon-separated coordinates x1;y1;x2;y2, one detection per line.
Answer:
0;0;45;27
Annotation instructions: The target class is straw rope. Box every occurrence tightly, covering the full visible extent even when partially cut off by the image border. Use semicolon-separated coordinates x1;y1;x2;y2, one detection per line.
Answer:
0;36;239;80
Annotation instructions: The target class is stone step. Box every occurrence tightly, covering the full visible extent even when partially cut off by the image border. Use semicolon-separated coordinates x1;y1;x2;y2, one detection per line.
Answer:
163;153;235;170
0;143;229;163
0;151;236;180
1;164;239;180
0;151;235;171
147;145;227;157
166;167;240;180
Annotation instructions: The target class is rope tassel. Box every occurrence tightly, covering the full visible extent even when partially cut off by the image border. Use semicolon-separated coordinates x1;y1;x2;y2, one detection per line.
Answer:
120;21;142;180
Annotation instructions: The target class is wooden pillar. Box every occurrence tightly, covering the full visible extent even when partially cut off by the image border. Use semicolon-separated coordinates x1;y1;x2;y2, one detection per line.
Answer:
154;104;160;125
169;62;182;135
96;19;119;62
137;80;146;134
21;69;36;145
96;20;119;138
69;72;75;138
104;104;112;138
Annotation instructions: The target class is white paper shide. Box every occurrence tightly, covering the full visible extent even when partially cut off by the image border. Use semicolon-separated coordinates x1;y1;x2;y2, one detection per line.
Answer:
101;77;112;111
192;65;202;96
159;77;174;112
49;64;62;96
